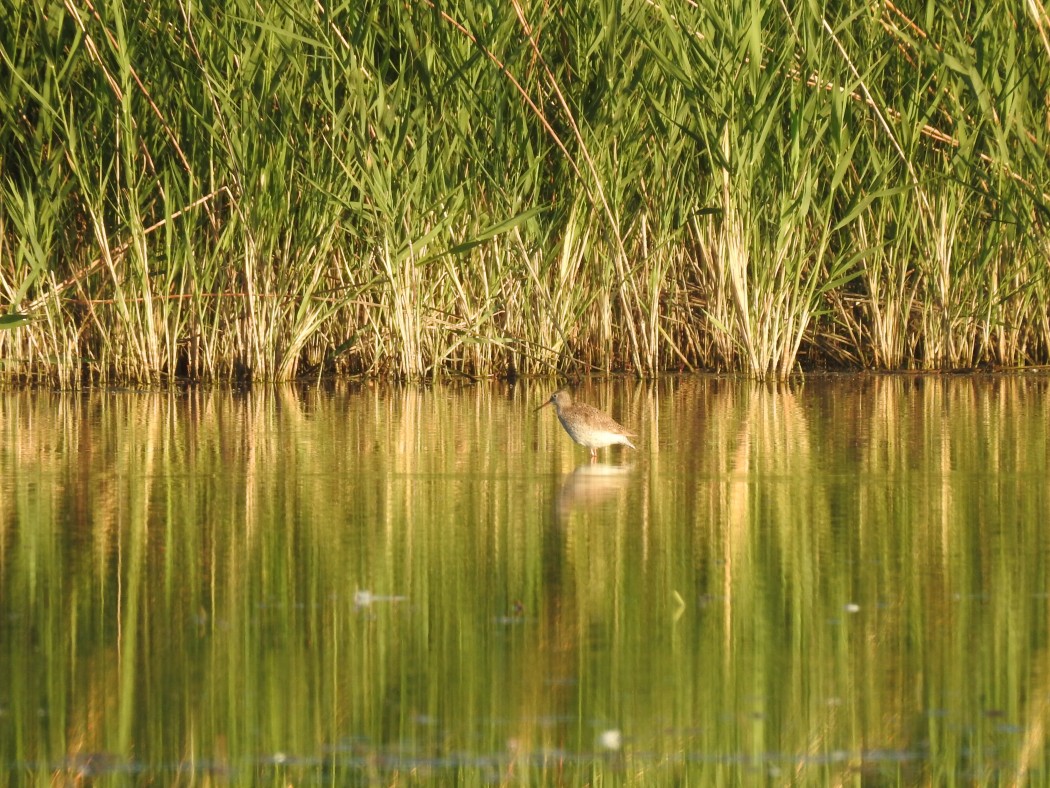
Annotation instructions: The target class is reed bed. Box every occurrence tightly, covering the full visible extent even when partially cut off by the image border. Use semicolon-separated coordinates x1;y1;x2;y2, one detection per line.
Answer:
1;0;1048;384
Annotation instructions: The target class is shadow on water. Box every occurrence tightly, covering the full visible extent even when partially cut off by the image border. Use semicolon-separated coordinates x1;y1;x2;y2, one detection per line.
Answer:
1;375;1049;783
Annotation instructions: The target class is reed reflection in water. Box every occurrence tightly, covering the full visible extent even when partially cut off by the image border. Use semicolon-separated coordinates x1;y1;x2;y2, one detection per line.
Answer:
1;376;1049;783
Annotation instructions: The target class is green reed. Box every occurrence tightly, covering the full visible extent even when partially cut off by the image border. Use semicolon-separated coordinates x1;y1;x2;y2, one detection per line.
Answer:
1;1;1049;383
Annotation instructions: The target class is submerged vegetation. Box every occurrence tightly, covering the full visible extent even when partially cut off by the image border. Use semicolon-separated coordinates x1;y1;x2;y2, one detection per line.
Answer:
1;0;1049;384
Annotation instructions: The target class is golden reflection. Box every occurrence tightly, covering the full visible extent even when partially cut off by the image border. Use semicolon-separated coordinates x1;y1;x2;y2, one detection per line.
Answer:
0;376;1049;783
554;462;633;522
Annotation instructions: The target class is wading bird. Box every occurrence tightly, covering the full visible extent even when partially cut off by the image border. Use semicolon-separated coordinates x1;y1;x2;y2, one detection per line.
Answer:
537;389;636;460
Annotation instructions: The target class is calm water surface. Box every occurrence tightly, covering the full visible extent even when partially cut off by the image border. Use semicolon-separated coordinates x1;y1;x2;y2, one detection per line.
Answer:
2;376;1049;784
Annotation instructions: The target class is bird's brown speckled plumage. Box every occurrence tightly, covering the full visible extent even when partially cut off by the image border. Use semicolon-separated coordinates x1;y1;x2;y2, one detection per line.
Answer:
537;389;636;460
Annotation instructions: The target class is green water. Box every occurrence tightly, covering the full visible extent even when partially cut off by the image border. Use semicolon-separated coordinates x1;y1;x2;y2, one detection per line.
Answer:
1;376;1049;785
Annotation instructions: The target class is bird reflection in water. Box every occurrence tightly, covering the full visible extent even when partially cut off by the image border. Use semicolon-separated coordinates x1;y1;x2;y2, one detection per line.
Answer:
555;462;633;521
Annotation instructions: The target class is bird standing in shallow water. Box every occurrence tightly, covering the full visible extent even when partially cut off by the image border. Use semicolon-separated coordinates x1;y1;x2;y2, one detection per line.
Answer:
537;389;636;460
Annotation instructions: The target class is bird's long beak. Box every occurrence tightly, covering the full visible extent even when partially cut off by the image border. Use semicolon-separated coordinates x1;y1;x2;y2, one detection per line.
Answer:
535;400;552;412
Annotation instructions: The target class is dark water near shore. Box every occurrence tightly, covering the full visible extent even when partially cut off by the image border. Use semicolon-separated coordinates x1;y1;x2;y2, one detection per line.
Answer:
2;375;1049;784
